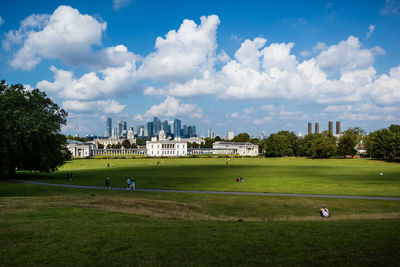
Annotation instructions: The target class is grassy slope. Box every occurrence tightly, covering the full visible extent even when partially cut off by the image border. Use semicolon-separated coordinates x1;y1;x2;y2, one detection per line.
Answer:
19;157;400;197
2;158;400;265
0;183;399;266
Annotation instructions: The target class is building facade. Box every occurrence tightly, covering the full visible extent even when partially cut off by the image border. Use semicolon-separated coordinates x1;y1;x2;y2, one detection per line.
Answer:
212;142;259;156
146;139;188;157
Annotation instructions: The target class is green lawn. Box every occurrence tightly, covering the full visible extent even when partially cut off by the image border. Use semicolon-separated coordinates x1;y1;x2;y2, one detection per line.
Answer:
2;158;400;265
19;157;400;197
1;183;400;266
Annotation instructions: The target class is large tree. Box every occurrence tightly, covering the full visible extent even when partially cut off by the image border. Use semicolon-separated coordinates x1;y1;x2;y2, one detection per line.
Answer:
337;127;365;157
0;81;69;177
365;125;400;159
263;131;298;157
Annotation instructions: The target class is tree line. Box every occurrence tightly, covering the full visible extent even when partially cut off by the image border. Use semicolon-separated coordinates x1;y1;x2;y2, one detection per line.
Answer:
259;125;400;159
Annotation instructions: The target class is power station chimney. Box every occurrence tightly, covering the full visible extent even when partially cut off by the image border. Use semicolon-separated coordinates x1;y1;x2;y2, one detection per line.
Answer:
328;121;333;134
308;122;312;135
315;122;319;134
336;121;341;135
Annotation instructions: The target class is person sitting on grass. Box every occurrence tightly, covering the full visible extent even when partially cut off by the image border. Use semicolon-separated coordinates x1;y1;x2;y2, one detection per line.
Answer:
320;204;330;218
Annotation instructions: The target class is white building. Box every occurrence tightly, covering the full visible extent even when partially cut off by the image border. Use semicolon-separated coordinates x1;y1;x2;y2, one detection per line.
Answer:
67;140;97;157
146;139;188;157
212;142;259;156
227;131;234;140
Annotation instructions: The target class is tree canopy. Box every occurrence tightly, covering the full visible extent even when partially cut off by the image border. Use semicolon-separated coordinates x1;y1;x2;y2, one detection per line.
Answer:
0;81;69;177
231;133;250;143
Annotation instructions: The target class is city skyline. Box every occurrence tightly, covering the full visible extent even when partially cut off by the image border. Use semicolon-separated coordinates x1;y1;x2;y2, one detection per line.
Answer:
1;1;400;136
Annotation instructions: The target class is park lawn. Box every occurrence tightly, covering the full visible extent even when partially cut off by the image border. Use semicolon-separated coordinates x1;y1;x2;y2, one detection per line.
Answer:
0;181;400;266
18;157;400;197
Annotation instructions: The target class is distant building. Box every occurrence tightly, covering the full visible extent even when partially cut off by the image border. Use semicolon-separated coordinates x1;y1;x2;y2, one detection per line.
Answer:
212;142;259;156
146;138;187;157
67;140;97;157
105;117;112;137
227;131;234;140
174;119;181;138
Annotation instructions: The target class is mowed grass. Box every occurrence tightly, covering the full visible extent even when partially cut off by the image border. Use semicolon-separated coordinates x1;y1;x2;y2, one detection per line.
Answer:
20;157;400;197
1;182;400;266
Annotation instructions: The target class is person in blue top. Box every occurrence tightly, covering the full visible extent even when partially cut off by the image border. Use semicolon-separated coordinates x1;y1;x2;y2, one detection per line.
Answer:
130;177;135;190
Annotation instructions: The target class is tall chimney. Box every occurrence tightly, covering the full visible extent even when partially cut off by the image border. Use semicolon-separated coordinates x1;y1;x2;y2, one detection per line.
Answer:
308;122;312;135
328;121;333;134
315;123;319;134
336;121;341;135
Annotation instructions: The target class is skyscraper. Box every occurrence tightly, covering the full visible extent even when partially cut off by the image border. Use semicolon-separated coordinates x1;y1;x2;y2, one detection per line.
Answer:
153;117;161;136
105;117;112;137
147;122;153;137
174;119;181;138
308;122;312;135
328;121;333;134
117;120;122;137
315;123;319;134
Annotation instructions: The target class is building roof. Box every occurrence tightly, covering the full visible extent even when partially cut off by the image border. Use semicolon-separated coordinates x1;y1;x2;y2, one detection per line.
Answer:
214;142;257;146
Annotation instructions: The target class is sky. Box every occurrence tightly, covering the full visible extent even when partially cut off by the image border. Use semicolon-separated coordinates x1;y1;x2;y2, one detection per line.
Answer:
1;0;400;137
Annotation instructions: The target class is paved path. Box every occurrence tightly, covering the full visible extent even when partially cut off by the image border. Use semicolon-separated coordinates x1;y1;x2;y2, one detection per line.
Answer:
11;179;400;201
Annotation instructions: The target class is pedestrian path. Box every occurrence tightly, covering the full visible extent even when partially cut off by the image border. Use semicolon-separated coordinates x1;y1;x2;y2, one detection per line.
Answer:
12;179;400;201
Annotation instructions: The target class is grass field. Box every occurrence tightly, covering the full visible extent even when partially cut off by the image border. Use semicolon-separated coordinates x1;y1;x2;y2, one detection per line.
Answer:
21;157;400;196
1;157;400;265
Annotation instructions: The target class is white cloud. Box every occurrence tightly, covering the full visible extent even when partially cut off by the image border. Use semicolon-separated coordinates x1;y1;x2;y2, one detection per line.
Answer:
381;0;400;15
234;37;266;70
316;36;383;74
137;15;220;83
366;24;375;39
37;62;137;100
113;0;132;10
62;99;125;113
312;42;328;53
253;117;273;125
228;112;239;119
244;108;255;114
300;50;311;57
6;6;107;70
371;66;400;104
0;16;4;27
141;96;203;119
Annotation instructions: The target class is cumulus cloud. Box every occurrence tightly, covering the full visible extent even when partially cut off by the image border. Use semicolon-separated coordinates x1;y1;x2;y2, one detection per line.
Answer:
62;99;125;113
37;62;137;100
316;36;383;74
371;66;400;104
113;0;132;10
0;16;4;27
140;96;203;119
137;15;220;83
6;6;109;70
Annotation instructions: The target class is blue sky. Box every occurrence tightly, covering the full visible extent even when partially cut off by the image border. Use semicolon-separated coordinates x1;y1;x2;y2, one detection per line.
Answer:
1;0;400;137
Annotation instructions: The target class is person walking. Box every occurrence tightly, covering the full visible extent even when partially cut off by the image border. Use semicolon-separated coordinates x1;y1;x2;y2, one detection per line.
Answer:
130;177;135;190
126;178;131;190
105;177;110;189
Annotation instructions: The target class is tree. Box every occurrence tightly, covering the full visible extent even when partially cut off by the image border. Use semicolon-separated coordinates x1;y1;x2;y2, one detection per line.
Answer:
263;131;298;157
337;127;364;157
232;133;250;143
311;132;337;158
122;139;131;149
214;136;222;141
365;125;400;159
97;143;104;149
0;81;68;177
